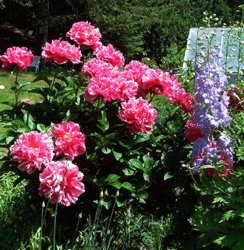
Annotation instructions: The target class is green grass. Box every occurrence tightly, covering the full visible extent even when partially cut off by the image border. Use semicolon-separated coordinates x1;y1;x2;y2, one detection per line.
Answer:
0;70;52;111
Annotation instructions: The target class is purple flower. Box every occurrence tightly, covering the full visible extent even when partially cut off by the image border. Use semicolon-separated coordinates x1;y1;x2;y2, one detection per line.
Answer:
191;50;234;171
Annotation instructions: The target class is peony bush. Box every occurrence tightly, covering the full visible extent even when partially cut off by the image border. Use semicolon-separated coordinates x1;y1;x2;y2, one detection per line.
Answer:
1;19;243;249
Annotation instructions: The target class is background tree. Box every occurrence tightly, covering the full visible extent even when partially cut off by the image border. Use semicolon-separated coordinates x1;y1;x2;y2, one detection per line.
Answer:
0;0;243;67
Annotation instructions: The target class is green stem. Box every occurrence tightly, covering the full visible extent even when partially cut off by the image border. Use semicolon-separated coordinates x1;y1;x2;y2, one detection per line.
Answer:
15;68;19;103
53;169;67;250
71;213;82;250
39;199;50;250
50;64;59;91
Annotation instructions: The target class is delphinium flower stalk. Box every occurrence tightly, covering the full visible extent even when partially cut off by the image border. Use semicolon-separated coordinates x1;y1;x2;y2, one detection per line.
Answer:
190;50;234;178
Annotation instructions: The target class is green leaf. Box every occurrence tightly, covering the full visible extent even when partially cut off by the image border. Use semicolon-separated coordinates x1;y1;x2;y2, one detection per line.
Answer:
112;149;122;161
17;127;31;133
122;168;135;176
110;182;122;189
102;147;111;154
97;110;109;132
19;81;32;90
116;199;126;207
32;75;52;86
198;165;215;170
143;172;150;181
164;172;174;180
138;197;146;203
129;158;144;170
122;182;135;192
37;123;47;132
105;174;120;183
170;106;179;116
6;136;15;144
90;132;104;143
135;133;151;143
0;101;15;107
101;200;111;210
27;113;36;130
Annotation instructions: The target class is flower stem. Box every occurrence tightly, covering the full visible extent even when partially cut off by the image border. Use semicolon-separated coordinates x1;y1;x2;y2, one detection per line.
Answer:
14;68;19;103
50;64;59;91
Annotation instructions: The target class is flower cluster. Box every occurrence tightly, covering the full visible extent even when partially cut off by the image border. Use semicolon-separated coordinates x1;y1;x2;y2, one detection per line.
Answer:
10;121;86;206
0;46;34;71
190;50;234;179
42;38;82;64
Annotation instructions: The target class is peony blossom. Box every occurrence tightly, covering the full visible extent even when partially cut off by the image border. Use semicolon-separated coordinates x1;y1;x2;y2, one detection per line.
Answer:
0;46;34;71
94;44;125;68
10;131;54;174
124;60;149;86
84;73;120;102
66;21;101;46
119;97;157;134
82;58;114;78
84;69;138;102
142;69;181;99
39;161;85;206
42;38;82;64
51;121;86;160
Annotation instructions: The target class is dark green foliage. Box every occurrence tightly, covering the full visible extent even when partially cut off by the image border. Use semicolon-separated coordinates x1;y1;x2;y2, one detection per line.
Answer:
190;168;244;249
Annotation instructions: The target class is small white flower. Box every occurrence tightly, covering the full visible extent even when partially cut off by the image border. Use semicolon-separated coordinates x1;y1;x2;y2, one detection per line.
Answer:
0;85;5;89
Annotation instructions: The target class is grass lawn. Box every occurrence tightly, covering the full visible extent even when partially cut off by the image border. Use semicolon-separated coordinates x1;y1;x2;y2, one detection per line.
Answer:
0;70;53;110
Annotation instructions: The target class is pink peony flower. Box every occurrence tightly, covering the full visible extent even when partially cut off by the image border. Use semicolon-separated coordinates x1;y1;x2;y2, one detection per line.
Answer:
94;44;125;68
82;58;114;78
10;131;54;174
142;69;181;99
42;38;82;64
66;21;101;46
51;121;86;160
0;46;34;71
115;71;138;102
124;60;149;86
84;74;120;102
119;97;157;134
84;69;138;102
39;161;85;206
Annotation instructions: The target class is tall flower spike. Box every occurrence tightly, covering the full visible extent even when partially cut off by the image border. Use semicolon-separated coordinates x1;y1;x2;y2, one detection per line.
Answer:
191;50;234;173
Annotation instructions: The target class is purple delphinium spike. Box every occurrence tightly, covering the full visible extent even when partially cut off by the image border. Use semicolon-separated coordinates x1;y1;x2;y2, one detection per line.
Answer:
191;50;234;173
